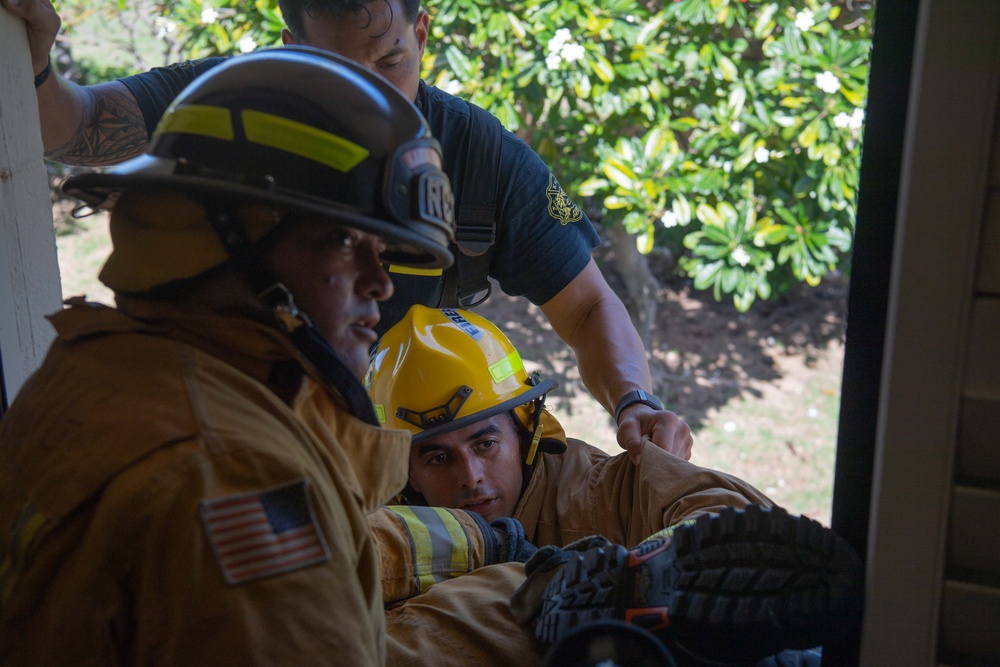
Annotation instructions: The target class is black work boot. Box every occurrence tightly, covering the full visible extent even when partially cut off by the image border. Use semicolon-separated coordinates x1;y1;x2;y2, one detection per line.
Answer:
531;505;863;666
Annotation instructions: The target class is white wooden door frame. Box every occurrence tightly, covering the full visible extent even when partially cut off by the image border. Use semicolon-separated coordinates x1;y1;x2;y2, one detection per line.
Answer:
0;9;63;411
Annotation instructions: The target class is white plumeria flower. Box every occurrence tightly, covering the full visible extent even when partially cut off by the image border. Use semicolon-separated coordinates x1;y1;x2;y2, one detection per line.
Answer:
546;28;585;69
238;35;256;53
815;71;840;94
730;121;744;134
754;146;770;163
201;7;219;24
548;28;571;53
732;245;751;267
155;18;177;39
834;108;866;132
850;108;865;130
660;210;679;228
795;9;815;31
561;43;585;63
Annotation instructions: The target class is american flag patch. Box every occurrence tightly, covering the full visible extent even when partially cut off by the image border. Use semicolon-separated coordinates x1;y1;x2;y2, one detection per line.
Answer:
200;480;331;585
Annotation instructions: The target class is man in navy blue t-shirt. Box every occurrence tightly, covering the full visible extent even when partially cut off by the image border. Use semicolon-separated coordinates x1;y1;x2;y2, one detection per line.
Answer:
7;0;695;461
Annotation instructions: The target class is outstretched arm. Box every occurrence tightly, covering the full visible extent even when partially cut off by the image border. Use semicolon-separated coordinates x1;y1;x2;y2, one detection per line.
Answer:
2;0;148;165
539;259;694;462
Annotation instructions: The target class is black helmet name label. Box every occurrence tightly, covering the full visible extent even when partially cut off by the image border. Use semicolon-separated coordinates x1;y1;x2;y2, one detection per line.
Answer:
440;308;485;340
418;171;455;226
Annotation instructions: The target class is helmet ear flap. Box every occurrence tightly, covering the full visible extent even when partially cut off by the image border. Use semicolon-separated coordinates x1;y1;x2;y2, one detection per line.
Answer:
514;403;568;464
382;138;455;257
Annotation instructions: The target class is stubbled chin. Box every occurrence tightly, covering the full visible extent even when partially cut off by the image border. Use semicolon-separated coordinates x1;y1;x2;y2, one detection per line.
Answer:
335;343;372;380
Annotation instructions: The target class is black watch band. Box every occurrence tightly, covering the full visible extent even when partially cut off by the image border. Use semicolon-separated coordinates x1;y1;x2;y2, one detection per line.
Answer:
614;390;663;424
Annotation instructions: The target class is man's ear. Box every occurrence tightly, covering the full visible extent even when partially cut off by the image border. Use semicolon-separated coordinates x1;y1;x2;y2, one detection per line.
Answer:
281;28;297;45
414;9;429;60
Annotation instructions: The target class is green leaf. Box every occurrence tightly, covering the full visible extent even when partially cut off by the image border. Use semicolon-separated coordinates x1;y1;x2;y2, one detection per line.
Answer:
603;159;637;190
841;87;866;106
507;13;526;42
701;224;733;246
669;117;700;131
696;203;725;228
727;86;747;117
721;266;739;293
604;195;631;210
643;127;665;160
590;54;616;83
798;118;822;147
716;54;739;81
445;45;475;80
636;226;655;255
753;4;779;39
673;195;692;224
692;260;724;290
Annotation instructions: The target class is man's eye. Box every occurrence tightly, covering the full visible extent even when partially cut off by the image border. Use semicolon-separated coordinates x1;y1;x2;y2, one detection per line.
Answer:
427;452;448;465
379;60;401;71
324;231;356;249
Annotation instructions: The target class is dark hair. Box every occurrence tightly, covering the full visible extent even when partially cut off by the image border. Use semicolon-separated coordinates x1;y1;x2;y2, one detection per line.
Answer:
278;0;422;42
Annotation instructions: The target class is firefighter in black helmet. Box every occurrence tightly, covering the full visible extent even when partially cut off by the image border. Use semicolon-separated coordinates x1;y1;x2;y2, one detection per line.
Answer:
0;47;460;665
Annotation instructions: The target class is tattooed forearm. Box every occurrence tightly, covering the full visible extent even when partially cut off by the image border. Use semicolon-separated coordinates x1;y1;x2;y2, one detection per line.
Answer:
45;84;149;167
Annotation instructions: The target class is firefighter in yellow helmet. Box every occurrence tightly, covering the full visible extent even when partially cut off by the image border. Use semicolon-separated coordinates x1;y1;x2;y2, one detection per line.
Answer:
367;306;863;666
367;305;774;544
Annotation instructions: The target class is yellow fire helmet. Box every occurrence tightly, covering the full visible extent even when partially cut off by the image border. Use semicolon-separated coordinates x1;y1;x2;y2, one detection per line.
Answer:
367;305;567;464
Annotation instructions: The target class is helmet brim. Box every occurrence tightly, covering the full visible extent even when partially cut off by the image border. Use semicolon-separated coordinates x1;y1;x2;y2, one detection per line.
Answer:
409;377;559;444
63;156;454;270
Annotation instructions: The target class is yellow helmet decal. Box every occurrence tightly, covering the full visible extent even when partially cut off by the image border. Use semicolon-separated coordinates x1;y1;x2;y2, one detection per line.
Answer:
241;109;370;172
489;351;523;384
153;104;371;173
156;104;235;141
388;265;444;277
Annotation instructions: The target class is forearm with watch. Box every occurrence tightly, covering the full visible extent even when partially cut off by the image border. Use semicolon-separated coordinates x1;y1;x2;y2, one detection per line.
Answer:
614;389;665;425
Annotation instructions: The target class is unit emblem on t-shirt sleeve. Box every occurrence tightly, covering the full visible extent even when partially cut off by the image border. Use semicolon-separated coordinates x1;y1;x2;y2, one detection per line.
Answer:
545;174;584;225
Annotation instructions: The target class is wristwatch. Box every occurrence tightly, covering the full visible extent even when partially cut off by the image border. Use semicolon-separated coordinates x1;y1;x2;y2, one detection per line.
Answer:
614;390;664;424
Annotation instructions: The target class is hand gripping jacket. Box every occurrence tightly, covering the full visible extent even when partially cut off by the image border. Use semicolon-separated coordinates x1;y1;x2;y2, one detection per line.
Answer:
366;305;566;469
61;47;457;425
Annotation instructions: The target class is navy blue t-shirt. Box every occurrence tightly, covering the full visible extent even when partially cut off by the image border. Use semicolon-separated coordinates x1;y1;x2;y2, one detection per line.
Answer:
121;58;600;335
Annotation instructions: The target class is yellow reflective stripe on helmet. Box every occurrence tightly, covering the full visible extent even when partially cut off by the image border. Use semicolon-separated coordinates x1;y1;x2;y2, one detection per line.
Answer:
387;265;444;277
241;109;369;172
488;351;524;384
388;505;471;594
156;104;235;141
372;403;387;425
0;505;46;615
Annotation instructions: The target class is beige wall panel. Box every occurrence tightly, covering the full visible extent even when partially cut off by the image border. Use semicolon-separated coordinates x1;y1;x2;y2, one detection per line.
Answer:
938;580;1000;662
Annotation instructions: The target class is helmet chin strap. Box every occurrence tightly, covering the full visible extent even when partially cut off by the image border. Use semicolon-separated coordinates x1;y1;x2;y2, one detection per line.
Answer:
523;394;546;467
206;205;380;427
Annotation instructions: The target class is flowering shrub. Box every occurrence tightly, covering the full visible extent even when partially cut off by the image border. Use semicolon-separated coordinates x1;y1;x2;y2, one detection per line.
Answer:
426;0;873;310
57;0;872;311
